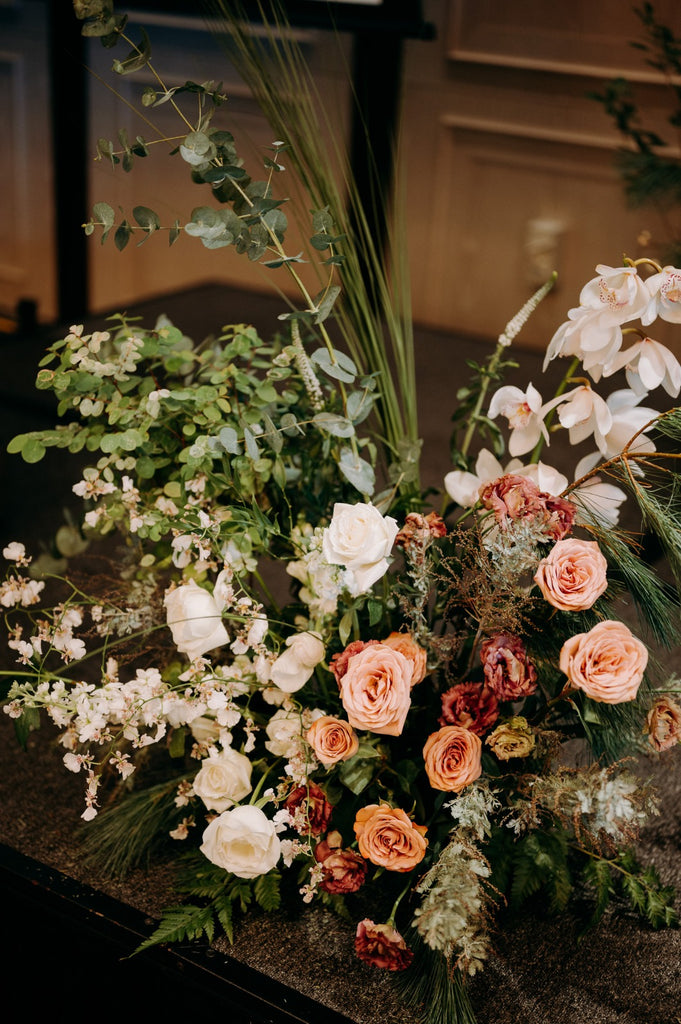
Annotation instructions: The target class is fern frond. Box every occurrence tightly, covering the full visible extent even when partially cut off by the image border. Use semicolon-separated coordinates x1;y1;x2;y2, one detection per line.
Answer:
135;902;216;955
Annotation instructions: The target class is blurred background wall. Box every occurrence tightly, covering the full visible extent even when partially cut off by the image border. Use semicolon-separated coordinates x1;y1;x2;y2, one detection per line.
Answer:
2;0;680;351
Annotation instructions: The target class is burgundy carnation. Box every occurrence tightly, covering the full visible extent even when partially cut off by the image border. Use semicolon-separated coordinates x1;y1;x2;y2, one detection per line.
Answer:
479;473;576;540
329;639;378;686
439;681;499;735
285;781;333;836
480;474;544;525
395;511;447;548
354;919;414;971
542;494;577;540
314;830;367;894
481;633;538;702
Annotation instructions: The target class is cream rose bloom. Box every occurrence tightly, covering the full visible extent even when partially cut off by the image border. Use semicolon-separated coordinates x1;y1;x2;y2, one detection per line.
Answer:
192;747;253;812
340;643;412;736
269;631;325;693
322;502;399;594
264;708;304;758
560;620;648;703
200;805;281;878
534;539;608;611
164;570;230;660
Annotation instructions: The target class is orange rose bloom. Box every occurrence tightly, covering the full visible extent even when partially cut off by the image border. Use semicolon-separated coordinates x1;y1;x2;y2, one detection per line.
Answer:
353;804;428;872
423;725;482;792
560;619;648;703
306;716;359;767
381;632;428;685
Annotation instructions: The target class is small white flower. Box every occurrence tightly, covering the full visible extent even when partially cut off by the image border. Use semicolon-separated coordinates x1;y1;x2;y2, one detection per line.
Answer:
488;383;566;457
2;542;27;564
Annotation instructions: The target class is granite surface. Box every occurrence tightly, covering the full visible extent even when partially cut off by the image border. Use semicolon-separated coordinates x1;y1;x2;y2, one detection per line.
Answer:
1;286;680;1023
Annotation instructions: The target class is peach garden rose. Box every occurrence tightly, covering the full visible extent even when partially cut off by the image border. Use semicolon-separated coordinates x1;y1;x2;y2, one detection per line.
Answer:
353;804;428;872
306;715;359;766
534;538;608;611
340;643;412;736
381;631;428;685
423;725;483;792
559;619;648;703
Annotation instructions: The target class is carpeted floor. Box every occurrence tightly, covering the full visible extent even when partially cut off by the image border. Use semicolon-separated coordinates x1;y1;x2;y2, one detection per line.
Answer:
0;283;679;1023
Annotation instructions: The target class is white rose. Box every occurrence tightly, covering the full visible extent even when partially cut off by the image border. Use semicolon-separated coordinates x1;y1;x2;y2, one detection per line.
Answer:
322;502;398;593
264;708;304;757
200;805;281;878
192;747;252;812
164;573;230;660
269;631;325;693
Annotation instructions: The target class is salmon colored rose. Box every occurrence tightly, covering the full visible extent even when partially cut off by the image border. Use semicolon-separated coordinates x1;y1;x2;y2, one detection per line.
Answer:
381;631;428;685
340;643;412;736
644;695;681;752
423;725;483;792
534;538;608;611
306;715;359;766
353;804;428;872
560;619;648;703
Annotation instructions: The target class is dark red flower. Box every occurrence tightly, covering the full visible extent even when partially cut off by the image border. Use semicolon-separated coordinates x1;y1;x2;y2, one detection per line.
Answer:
439;681;499;735
481;633;538;702
354;919;414;971
329;639;378;686
314;830;367;894
285;781;333;836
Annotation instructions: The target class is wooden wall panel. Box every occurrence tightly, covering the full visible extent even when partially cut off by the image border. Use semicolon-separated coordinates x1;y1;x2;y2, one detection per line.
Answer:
0;0;56;324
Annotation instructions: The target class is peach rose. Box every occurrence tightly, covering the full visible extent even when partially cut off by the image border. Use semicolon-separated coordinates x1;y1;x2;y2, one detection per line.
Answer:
306;716;359;766
534;539;608;611
423;725;482;792
559;620;648;703
353;804;428;872
381;631;428;685
644;695;681;752
340;643;412;736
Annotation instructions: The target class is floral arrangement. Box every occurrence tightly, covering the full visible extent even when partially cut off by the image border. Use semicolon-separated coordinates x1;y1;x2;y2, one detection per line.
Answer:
3;5;681;1023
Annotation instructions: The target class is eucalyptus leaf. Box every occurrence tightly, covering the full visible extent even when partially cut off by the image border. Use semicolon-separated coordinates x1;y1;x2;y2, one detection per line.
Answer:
310;347;357;383
312;412;355;438
338;447;375;495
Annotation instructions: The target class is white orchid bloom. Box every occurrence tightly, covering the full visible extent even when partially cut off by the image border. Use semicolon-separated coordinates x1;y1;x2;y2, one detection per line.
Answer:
443;448;521;507
579;263;651;324
594;389;659;459
488;383;566;457
643;265;681;324
544;309;623;380
556;385;612;447
604;336;681;398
